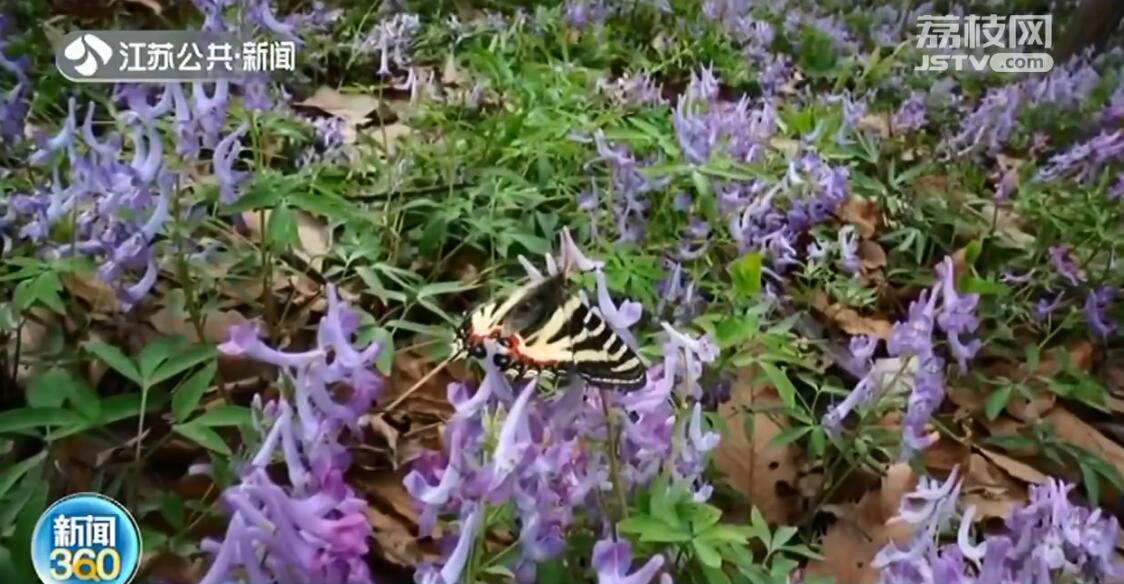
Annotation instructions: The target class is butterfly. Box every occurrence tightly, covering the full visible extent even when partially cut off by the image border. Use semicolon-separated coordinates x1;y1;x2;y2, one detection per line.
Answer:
452;271;648;391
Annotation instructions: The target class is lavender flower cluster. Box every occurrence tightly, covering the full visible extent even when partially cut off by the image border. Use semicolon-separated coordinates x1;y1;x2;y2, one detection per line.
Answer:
0;14;29;148
822;256;981;458
0;0;335;310
1026;245;1119;340
201;285;382;584
405;232;719;584
875;469;1121;583
946;53;1102;157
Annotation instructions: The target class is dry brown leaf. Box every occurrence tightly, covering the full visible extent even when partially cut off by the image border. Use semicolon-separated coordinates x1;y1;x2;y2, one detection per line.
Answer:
1045;407;1124;494
806;463;916;584
149;295;249;345
857;113;890;138
62;272;118;312
923;435;971;473
359;472;440;567
769;136;801;157
368;122;414;156
962;453;1030;519
713;371;804;524
295;211;332;271
839;196;881;239
812;292;894;339
975;447;1049;485
971;202;1036;249
441;53;467;86
297;87;379;128
124;0;162;14
859;241;887;271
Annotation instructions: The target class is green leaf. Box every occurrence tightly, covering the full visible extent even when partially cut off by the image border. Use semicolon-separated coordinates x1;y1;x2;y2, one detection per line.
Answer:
770;526;798;550
618;515;692;543
267;204;298;248
26;368;69;408
417;281;477;299
0;407;85;434
984;385;1013;421
690;503;723;532
12;486;47;581
962;239;983;265
150;344;218;386
83;341;142;386
961;276;1009;296
1080;461;1100;507
192;405;252;427
699;563;733;584
770;425;812;447
692;539;722;568
698;525;750;545
0;451;46;500
138;335;188;381
172;361;217;424
370;328;394;376
173;422;232;455
729;252;763;297
760;362;798;409
1025;345;1040;373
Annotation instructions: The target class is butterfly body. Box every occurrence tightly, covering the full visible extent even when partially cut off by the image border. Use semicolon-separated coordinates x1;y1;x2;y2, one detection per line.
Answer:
454;272;647;391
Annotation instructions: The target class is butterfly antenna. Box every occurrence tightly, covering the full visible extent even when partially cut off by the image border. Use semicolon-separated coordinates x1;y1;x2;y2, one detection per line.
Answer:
379;352;459;413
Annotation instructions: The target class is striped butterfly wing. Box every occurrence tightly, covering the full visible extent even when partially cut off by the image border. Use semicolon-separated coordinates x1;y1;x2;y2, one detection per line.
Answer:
507;275;647;391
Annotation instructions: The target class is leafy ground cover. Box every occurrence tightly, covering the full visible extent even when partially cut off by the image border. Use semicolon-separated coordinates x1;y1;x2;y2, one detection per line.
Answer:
1;0;1124;583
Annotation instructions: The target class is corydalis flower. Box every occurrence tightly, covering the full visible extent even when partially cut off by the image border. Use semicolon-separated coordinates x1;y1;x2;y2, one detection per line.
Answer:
362;13;420;77
202;287;381;584
892;92;927;134
214;123;249;203
1037;129;1124;185
934;257;980;373
1048;245;1084;286
1085;286;1117;340
592;538;666;584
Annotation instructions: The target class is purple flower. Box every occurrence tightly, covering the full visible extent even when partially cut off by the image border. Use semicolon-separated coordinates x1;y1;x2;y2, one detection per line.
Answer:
564;0;606;29
592;538;666;584
672;100;718;164
29;97;78;166
191;80;230;149
1108;173;1124;201
415;505;482;584
838;225;860;274
1085;286;1117;339
247;0;301;43
1037;130;1124;185
1048;245;1084;286
994;167;1018;201
946;84;1021;156
1036;292;1066;319
598;72;665;107
892;92;927;134
935;257;981;373
219;323;326;368
362;13;420;77
214;123;249;203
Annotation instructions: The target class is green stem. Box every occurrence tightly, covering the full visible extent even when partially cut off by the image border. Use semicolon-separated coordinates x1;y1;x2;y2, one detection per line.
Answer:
600;387;629;526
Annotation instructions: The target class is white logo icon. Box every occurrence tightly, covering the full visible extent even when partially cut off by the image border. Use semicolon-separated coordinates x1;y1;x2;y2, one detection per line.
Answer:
62;34;113;77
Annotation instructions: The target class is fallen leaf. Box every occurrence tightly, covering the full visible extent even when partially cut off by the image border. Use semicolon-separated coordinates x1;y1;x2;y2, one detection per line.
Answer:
295;211;332;271
297;87;380;127
839;196;881;239
806;464;915;584
923;435;971;473
971;202;1036;249
124;0;162;15
149;295;249;345
713;369;805;525
357;471;440;567
62;272;118;312
1045;406;1124;497
812;292;894;339
859;241;887;271
367;122;414;157
975;447;1049;485
962;453;1029;520
857;114;891;138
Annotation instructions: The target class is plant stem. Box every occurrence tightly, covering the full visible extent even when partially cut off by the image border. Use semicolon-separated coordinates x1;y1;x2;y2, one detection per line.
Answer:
600;386;630;526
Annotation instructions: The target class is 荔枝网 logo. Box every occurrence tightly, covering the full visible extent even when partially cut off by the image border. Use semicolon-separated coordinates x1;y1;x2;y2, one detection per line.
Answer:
61;33;113;77
30;493;142;584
